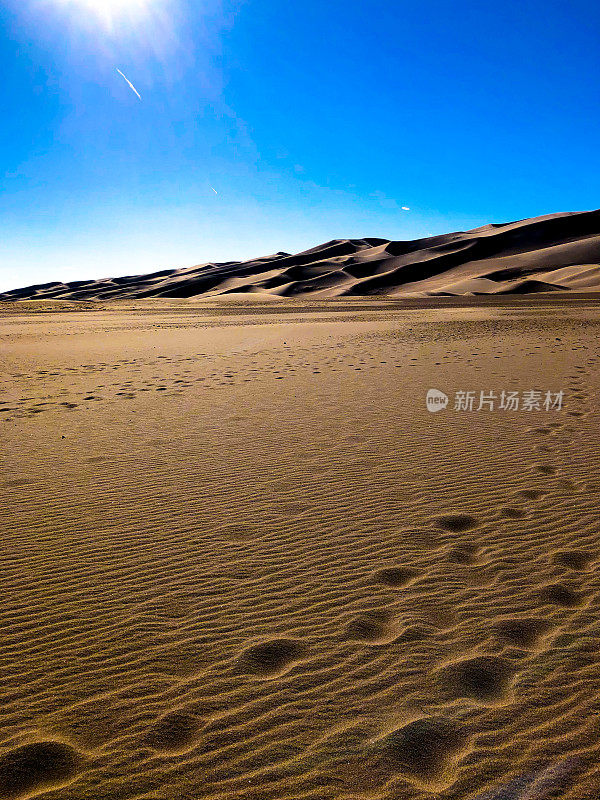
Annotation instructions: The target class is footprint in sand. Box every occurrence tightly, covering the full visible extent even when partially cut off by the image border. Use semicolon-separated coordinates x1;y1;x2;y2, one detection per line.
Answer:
372;717;468;780
534;464;558;476
498;506;528;520
143;709;203;753
537;583;585;607
2;478;33;488
217;524;256;542
446;544;481;565
492;618;553;649
238;638;307;677
373;567;418;588
414;604;459;629
553;551;594;571
516;489;545;501
555;478;581;492
439;655;516;702
0;741;83;798
344;610;399;644
435;514;478;533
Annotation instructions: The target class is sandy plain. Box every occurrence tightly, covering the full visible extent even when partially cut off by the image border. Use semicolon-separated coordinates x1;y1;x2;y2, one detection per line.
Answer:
1;297;600;800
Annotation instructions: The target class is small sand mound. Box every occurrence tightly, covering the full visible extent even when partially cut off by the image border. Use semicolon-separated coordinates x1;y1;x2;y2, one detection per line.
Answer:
0;741;82;798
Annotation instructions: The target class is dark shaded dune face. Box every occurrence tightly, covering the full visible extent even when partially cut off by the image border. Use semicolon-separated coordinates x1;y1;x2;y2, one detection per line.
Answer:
495;279;562;295
442;656;515;702
493;618;552;648
538;583;584;607
281;262;342;281
143;710;201;753
239;639;306;676
377;717;468;778
373;567;417;587
0;741;82;798
435;514;478;533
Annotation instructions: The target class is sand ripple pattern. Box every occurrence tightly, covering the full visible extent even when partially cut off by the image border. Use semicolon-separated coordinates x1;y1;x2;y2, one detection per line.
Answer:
1;303;600;799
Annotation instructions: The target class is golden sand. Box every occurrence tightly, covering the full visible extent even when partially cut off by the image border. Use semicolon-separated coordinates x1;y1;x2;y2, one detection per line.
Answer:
1;298;599;799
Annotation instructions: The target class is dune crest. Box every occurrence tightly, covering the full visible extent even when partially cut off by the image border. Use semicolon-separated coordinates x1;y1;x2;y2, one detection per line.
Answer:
3;209;600;300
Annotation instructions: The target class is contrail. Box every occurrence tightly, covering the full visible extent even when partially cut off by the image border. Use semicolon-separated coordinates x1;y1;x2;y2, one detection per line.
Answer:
210;186;218;194
116;69;142;100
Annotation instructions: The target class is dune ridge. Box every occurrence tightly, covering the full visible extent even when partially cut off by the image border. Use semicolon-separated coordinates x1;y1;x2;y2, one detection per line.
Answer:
3;209;600;301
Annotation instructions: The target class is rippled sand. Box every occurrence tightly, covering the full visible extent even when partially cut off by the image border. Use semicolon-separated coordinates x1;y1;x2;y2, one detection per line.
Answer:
1;298;599;800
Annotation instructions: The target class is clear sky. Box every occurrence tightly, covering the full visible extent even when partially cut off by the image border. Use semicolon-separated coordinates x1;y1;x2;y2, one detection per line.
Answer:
1;0;599;291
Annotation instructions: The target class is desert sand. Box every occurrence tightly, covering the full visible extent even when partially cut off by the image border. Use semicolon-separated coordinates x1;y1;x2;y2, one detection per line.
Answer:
1;296;600;799
2;208;600;301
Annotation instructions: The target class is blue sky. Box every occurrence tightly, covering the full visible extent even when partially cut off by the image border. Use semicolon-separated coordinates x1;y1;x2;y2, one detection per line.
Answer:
1;0;599;291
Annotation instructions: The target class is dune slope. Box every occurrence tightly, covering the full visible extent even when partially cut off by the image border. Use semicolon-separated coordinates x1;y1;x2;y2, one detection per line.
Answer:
2;209;600;300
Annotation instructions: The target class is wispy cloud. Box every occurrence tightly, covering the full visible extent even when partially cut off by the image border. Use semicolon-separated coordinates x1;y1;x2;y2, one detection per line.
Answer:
116;68;142;100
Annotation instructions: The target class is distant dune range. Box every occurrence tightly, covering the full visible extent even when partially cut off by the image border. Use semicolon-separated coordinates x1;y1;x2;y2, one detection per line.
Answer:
3;209;600;301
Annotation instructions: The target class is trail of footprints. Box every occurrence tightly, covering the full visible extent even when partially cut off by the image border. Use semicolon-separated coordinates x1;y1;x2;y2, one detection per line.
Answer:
2;334;599;424
1;343;599;797
0;466;596;798
1;343;417;421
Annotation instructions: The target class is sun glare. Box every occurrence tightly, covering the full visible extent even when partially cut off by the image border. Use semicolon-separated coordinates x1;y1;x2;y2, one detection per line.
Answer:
56;0;159;26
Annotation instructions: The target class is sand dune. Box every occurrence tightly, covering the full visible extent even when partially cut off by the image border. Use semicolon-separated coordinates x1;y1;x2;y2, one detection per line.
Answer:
2;209;600;301
2;298;600;798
